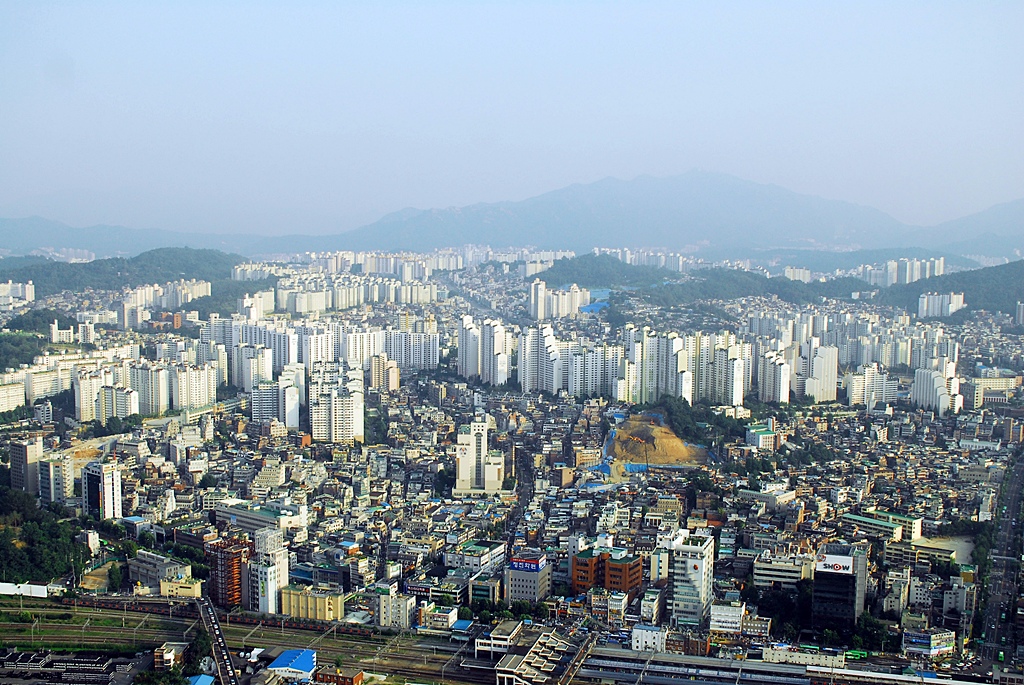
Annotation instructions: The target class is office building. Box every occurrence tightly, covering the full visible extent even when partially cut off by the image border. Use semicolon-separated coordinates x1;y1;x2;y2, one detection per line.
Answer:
454;417;504;496
10;436;43;496
663;534;715;628
83;460;123;520
811;543;867;631
39;453;74;506
505;550;552;602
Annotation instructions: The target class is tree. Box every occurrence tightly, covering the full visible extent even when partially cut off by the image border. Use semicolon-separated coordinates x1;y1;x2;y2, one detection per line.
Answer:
138;531;157;549
458;606;473;620
183;629;213;675
107;563;123;591
198;473;218;489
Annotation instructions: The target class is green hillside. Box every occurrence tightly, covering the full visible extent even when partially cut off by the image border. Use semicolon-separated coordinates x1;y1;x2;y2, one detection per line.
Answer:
538;253;676;289
629;269;867;308
877;259;1024;314
2;248;245;296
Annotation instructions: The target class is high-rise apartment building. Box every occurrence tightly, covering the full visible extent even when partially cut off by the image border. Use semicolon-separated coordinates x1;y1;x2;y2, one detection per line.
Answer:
251;378;300;428
308;363;364;444
758;351;791;404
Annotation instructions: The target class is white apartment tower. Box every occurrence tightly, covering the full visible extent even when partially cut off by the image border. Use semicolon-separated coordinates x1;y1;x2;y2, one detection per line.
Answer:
457;315;481;379
529;279;547;320
39;454;75;506
758;351;791;404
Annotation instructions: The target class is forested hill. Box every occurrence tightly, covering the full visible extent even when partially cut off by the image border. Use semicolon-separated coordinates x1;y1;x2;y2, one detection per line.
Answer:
538;253;676;289
876;259;1024;314
0;248;245;296
624;269;868;308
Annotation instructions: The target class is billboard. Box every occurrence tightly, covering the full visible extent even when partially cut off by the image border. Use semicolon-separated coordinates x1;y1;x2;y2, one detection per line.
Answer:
815;553;854;575
510;557;546;572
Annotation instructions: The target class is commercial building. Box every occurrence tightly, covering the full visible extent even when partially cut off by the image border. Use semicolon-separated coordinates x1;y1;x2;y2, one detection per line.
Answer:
664;534;715;628
444;539;506;574
902;629;956;658
752;553;815;590
570;548;644;599
454;418;504;496
128;550;192;591
505;550;552;602
83;460;123;521
206;537;253;609
10;436;43;496
811;544;867;631
281;585;346;621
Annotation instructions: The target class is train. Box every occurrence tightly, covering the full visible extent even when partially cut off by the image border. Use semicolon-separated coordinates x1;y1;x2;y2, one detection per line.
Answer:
59;596;375;637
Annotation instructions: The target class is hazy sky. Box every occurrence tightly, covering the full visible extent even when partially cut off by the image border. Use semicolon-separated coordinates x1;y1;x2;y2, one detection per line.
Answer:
1;2;1022;235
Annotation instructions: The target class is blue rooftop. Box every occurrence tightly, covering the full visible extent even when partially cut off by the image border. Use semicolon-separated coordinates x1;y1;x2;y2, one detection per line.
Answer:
269;649;316;674
189;676;214;685
452;619;474;631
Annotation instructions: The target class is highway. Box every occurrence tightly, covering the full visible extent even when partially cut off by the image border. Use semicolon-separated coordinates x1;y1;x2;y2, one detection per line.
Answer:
978;452;1024;666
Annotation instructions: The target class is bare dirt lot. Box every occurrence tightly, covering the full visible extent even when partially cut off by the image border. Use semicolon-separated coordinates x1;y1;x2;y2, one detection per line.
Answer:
607;416;706;481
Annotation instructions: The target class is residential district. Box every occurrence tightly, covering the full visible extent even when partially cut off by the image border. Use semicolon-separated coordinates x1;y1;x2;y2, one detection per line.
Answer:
2;246;1024;685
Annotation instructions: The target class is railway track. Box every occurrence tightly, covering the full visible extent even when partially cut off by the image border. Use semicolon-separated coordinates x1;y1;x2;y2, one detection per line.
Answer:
0;597;494;684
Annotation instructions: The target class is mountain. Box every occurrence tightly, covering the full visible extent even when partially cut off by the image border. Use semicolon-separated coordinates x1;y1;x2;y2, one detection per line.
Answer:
330;172;912;252
0;217;244;257
2;171;1023;257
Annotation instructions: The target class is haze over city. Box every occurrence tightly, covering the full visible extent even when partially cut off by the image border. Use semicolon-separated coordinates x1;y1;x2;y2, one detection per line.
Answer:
1;2;1023;236
5;5;1024;685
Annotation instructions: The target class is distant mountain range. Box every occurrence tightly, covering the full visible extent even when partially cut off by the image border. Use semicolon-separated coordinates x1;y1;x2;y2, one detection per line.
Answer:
2;171;1023;259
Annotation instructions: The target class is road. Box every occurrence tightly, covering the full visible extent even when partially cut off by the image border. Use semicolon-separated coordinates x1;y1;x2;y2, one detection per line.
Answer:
978;454;1024;666
196;597;239;685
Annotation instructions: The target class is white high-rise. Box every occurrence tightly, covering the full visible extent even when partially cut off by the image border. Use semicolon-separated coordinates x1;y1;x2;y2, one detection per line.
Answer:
454;417;504;496
480;319;511;386
39;454;74;506
662;533;715;628
309;363;364;444
170;364;217;410
758;351;791;404
457;315;481;380
252;378;300;428
83;461;123;521
129;363;170;416
529;279;547;320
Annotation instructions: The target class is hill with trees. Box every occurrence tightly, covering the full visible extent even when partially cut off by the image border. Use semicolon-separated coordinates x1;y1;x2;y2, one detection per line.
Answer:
538;253;676;289
876;259;1024;314
0;248;245;297
5;309;77;333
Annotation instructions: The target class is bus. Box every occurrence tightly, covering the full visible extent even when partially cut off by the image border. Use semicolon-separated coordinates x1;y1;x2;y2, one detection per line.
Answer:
999;651;1005;662
845;650;868;660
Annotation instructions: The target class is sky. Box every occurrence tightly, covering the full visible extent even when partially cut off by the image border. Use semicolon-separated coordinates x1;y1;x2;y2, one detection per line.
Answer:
1;1;1022;236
